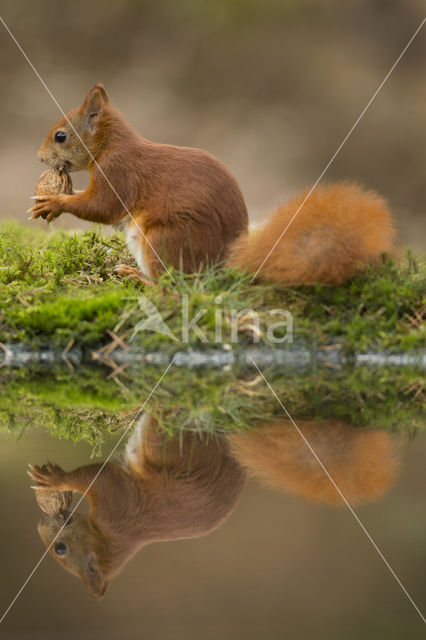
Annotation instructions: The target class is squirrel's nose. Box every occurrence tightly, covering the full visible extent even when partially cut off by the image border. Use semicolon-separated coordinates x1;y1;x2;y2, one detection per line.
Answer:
37;149;46;163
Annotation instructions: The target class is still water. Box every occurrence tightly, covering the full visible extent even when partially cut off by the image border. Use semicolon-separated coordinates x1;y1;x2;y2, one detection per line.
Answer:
0;357;424;639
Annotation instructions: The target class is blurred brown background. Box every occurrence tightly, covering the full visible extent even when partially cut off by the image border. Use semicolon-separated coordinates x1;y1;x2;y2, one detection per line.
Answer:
0;0;424;249
0;428;425;639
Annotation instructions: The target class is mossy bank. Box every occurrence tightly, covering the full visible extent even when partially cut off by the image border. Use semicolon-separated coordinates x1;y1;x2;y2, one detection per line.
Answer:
0;222;424;357
0;222;424;447
1;359;424;453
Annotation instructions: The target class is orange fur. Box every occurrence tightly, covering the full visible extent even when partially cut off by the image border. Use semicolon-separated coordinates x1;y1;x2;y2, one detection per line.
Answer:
229;419;399;506
33;86;396;285
228;182;396;284
30;416;400;597
32;416;246;598
34;84;248;276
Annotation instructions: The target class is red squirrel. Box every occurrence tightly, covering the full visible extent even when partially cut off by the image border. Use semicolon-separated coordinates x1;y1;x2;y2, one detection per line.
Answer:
30;415;246;598
30;84;396;284
29;415;398;598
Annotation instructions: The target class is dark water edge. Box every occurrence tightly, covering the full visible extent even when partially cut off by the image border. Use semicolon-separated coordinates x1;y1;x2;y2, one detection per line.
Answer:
1;343;425;371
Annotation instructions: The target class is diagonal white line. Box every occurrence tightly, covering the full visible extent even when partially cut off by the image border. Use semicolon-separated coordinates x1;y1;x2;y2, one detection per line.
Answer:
249;357;426;625
250;17;426;283
0;16;175;282
0;357;175;625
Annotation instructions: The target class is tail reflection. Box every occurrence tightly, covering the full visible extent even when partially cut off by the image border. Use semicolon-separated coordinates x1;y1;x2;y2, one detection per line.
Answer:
230;419;399;506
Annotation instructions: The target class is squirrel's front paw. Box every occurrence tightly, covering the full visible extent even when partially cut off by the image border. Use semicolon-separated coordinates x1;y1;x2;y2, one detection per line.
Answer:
28;462;66;490
28;195;63;223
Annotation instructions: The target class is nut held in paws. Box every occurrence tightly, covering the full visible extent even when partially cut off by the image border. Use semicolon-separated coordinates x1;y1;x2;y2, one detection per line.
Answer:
34;464;72;515
34;169;73;219
35;169;73;197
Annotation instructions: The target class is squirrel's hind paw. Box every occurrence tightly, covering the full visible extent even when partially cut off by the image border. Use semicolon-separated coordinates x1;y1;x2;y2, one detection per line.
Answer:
114;264;153;286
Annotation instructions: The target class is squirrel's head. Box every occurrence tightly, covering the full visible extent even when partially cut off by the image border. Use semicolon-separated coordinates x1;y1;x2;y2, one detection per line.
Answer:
37;84;110;172
37;511;109;599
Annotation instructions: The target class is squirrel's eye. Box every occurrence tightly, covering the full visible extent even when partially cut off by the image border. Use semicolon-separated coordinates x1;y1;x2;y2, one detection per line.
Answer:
54;542;67;556
54;131;67;143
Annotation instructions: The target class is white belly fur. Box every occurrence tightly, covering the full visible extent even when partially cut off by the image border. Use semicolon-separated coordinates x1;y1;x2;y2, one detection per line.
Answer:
125;413;148;465
125;222;150;277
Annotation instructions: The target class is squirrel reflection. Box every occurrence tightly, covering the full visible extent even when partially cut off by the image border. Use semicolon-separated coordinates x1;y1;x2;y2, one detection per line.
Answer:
29;415;399;598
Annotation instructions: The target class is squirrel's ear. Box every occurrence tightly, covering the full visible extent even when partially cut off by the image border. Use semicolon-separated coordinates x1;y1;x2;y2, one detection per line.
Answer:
92;83;109;103
81;554;108;599
80;84;108;132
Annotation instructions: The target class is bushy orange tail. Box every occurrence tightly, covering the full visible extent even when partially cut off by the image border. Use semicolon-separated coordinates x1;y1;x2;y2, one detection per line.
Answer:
228;420;399;506
228;182;396;284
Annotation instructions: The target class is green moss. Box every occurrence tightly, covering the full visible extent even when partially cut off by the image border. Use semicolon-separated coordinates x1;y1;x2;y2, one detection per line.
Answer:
0;366;133;454
140;255;425;354
0;222;138;346
0;353;424;454
123;363;424;436
8;289;129;345
0;222;424;355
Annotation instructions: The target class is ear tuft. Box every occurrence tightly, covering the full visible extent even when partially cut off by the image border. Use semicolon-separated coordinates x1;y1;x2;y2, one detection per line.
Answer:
92;83;109;104
80;84;109;130
81;553;108;599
